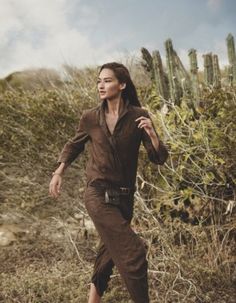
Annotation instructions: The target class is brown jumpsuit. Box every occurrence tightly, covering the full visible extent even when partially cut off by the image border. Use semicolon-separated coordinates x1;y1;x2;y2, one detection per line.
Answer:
57;98;169;302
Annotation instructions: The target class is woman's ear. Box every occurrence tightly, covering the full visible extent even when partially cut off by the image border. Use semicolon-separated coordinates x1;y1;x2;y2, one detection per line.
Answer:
120;83;126;90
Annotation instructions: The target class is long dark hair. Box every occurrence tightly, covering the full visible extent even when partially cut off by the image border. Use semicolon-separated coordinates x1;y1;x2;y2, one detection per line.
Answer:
98;62;142;107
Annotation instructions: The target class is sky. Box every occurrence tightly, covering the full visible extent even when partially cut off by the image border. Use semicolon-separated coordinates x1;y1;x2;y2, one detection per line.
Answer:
0;0;235;77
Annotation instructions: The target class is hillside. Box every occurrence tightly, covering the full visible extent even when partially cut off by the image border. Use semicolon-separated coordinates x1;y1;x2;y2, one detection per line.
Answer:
0;61;235;303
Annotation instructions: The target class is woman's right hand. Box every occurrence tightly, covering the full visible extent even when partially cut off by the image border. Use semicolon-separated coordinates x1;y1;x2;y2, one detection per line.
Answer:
49;174;62;199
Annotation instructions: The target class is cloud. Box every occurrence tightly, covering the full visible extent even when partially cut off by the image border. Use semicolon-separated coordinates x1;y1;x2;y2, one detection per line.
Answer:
0;0;126;77
207;0;223;11
0;0;233;78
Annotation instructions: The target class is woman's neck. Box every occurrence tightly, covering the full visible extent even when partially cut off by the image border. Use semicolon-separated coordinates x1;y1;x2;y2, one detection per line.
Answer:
105;96;125;116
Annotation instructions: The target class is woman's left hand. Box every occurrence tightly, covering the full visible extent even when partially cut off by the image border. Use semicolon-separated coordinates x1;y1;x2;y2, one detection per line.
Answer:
135;116;156;138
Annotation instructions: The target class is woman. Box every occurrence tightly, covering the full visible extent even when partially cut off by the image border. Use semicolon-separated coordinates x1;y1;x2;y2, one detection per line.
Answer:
49;62;168;303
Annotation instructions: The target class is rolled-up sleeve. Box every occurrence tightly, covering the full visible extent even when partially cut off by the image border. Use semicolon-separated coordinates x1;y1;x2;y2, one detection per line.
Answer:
57;111;90;165
141;112;169;165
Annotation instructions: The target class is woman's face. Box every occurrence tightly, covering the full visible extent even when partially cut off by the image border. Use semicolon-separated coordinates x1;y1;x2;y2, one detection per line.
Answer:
97;68;125;100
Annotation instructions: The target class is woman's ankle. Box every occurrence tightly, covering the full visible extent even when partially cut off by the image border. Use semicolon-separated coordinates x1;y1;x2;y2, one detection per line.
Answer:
88;282;101;303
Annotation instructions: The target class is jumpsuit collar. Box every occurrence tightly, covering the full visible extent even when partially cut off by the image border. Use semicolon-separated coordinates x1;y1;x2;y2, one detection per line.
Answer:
98;98;130;137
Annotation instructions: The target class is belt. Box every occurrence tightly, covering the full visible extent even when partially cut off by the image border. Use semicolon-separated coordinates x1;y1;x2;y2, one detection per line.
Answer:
89;180;136;195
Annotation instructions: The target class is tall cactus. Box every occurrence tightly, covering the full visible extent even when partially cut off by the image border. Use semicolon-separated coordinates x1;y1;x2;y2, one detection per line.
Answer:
173;50;192;97
140;33;234;107
165;39;182;104
203;53;214;86
188;48;200;100
141;47;154;79
152;50;169;100
226;33;236;86
212;54;221;88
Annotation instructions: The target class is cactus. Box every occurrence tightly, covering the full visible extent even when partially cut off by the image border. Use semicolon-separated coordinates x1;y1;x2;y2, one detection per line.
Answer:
226;33;236;86
203;53;214;86
212;54;221;88
165;39;182;104
152;50;169;100
173;50;192;97
141;47;154;79
188;48;200;100
140;33;235;108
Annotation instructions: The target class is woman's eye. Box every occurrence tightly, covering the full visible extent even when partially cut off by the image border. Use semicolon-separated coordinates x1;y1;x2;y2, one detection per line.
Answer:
97;80;112;84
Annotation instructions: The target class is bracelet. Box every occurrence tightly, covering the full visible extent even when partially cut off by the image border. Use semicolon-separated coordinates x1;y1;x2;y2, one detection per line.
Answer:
52;172;62;177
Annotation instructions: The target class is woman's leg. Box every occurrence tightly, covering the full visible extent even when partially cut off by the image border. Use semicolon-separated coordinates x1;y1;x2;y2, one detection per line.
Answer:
84;186;149;303
90;238;115;297
88;282;101;303
88;195;133;298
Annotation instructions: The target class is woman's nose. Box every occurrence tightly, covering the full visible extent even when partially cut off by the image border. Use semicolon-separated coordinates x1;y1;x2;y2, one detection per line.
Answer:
98;82;104;88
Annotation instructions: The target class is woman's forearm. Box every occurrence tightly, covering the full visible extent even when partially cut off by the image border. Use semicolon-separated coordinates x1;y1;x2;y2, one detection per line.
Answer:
53;162;69;176
149;132;160;151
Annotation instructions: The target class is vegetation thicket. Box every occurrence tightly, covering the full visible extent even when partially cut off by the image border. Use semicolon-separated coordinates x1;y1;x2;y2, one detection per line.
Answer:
0;57;235;302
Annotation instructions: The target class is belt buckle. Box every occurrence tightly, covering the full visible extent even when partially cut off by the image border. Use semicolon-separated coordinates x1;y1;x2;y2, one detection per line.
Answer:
120;187;130;194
